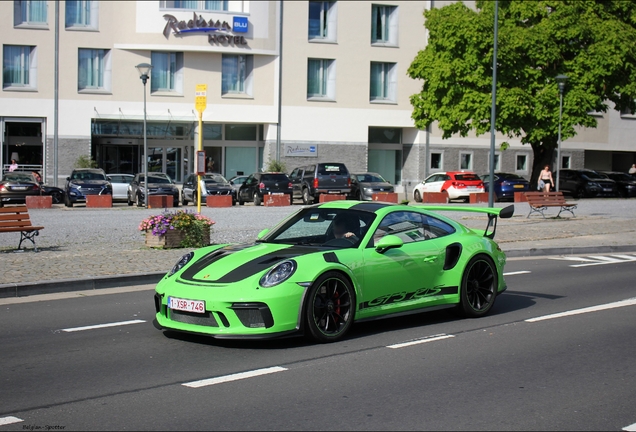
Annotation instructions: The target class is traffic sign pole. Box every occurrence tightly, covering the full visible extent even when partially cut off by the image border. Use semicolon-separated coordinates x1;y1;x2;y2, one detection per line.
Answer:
195;84;207;213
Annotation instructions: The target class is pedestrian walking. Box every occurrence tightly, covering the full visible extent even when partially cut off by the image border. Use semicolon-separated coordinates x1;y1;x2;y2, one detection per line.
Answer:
538;165;553;192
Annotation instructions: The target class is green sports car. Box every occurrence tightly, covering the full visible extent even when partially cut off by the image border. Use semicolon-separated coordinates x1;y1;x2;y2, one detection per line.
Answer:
153;201;514;343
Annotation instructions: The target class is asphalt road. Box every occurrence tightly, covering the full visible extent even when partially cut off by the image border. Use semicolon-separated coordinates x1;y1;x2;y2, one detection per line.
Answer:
1;254;636;431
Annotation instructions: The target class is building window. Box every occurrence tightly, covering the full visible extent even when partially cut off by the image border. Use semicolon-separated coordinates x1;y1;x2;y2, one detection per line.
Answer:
561;154;571;169
2;45;36;90
78;48;111;92
151;52;184;94
308;1;337;42
222;54;253;96
370;62;396;103
307;58;336;100
516;154;528;172
15;1;48;26
489;152;501;172
225;124;257;141
460;152;473;170
368;127;401;144
65;1;98;29
371;4;398;46
161;1;228;11
430;152;443;170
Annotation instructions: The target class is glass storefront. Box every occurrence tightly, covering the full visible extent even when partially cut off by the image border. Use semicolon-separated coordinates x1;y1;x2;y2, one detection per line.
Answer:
368;127;402;185
92;120;263;183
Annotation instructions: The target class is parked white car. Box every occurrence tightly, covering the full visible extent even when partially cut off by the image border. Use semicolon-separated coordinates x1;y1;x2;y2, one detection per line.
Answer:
412;171;485;202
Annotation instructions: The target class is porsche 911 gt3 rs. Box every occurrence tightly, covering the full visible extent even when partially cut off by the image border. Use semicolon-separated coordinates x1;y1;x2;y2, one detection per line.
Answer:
154;201;514;343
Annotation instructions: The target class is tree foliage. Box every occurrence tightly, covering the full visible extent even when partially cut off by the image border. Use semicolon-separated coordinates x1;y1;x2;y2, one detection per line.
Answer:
408;0;636;184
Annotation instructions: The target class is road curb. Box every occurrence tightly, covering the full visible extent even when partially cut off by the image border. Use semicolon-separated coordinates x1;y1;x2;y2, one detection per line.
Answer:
0;272;165;299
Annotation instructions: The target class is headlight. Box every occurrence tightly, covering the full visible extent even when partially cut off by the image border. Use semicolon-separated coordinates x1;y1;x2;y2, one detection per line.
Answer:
260;260;297;288
169;252;194;276
588;182;600;188
364;188;373;193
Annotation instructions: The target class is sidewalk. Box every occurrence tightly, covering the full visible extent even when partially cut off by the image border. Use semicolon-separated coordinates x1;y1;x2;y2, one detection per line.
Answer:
1;198;636;298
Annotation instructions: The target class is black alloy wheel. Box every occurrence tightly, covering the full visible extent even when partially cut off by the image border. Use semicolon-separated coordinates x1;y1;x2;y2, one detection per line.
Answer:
458;255;497;318
305;271;355;343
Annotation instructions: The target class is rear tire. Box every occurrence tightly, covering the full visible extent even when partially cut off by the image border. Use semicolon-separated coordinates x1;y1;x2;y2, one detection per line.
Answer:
136;193;143;207
302;188;313;205
458;255;497;318
253;193;261;206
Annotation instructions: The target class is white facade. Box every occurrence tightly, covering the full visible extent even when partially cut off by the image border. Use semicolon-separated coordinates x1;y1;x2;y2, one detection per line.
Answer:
1;0;635;189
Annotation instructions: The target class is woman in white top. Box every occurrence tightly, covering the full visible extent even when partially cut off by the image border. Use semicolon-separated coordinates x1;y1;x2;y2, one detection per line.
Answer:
538;165;554;193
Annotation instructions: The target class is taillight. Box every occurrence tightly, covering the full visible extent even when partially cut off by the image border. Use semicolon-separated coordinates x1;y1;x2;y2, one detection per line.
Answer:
453;182;467;188
33;184;40;191
259;182;265;190
348;177;351;186
313;178;318;188
288;182;293;189
0;185;6;191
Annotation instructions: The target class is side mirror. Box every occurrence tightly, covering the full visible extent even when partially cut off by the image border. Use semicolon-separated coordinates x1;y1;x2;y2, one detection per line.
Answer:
107;176;112;181
257;228;269;240
375;234;403;254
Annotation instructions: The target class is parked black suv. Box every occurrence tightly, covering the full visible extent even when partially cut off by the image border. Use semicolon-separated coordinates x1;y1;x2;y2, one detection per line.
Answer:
599;171;636;198
289;163;351;205
557;169;617;198
237;172;293;206
64;168;112;207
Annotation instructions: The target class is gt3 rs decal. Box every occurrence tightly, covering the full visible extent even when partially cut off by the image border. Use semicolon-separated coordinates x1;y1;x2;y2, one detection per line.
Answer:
359;286;458;309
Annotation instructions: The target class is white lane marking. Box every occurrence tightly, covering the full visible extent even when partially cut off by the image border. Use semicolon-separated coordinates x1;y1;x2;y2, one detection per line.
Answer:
503;271;531;276
623;422;636;431
182;366;288;388
526;298;636;323
587;255;624;262
61;319;146;333
549;256;599;262
611;254;636;260
387;334;455;349
0;416;23;426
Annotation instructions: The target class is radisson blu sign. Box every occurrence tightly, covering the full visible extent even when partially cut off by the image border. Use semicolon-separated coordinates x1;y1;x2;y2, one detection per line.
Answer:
163;13;249;46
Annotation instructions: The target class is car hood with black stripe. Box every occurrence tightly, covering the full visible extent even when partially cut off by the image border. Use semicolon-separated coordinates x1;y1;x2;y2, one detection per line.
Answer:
177;242;331;284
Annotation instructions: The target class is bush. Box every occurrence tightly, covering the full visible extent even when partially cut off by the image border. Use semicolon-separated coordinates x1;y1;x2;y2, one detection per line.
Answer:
265;159;287;173
75;155;98;168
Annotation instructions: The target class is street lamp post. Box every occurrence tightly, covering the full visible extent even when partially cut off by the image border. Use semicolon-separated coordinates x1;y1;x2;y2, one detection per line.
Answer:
136;63;153;208
555;74;568;192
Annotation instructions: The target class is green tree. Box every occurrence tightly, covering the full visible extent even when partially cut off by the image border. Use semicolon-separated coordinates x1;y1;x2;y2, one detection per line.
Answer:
408;0;636;185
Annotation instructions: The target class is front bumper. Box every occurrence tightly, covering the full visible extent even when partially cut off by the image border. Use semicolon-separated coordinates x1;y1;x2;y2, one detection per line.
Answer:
154;277;308;338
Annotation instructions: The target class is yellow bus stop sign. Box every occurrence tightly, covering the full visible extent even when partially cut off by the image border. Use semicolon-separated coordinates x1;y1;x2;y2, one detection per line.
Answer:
195;84;207;113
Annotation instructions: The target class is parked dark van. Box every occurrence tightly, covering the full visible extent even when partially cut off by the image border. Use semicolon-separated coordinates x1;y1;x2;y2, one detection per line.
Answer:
289;163;351;205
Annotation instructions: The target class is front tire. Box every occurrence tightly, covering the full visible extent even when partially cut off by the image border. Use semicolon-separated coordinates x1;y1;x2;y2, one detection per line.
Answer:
414;190;422;202
305;272;355;343
135;193;143;207
64;194;73;208
458;255;497;318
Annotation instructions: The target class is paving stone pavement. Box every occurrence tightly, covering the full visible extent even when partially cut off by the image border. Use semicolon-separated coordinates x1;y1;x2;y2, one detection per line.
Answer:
1;198;636;293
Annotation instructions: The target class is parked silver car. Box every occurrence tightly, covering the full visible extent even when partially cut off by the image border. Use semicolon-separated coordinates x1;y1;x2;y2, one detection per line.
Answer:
107;173;134;202
127;172;180;207
181;173;235;206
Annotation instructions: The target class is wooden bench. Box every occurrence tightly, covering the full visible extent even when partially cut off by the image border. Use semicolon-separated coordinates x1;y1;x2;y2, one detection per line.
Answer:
0;205;44;251
525;191;577;219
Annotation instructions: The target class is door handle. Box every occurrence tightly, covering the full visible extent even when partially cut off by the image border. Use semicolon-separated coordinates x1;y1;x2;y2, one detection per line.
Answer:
422;255;438;263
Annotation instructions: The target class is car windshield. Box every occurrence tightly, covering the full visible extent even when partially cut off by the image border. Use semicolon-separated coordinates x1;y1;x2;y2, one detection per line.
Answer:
581;171;605;180
71;171;106;181
262;174;290;182
260;208;376;249
203;174;228;183
357;174;386;183
607;173;632;181
3;173;35;182
147;175;172;184
454;174;481;181
318;164;348;175
498;173;524;180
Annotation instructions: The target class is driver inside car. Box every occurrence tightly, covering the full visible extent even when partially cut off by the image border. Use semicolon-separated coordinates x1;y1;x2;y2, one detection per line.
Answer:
331;214;359;241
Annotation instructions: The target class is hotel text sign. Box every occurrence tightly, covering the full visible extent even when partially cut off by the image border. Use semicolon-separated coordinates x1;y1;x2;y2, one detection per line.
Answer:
163;13;249;46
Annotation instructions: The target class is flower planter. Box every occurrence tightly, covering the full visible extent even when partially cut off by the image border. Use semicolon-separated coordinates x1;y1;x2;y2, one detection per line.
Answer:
372;192;398;203
421;192;448;203
206;195;232;207
148;195;172;209
469;192;489;204
264;194;290;207
145;226;211;249
319;194;346;203
86;194;112;208
26;195;52;209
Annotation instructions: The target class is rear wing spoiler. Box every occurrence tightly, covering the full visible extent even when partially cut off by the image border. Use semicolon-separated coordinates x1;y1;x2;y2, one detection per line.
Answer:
412;204;514;239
